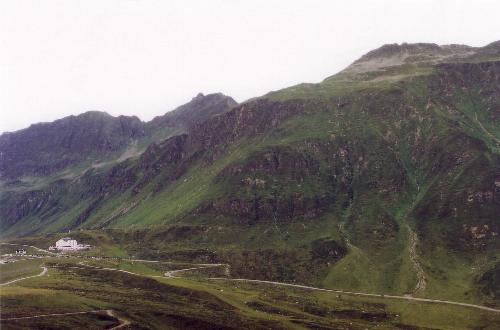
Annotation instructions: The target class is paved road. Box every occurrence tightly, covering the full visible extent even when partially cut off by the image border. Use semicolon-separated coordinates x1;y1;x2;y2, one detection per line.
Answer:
0;266;48;287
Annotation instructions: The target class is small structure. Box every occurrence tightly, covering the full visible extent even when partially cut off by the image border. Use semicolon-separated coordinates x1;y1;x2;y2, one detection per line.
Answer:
49;237;91;251
15;249;26;256
56;237;78;249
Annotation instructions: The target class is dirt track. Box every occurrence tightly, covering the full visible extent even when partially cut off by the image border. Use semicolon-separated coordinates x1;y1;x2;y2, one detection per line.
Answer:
0;309;129;329
0;266;47;287
2;244;499;316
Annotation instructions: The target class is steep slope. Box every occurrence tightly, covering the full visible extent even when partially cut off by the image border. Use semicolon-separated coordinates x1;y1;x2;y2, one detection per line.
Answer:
144;92;237;148
0;111;145;179
0;93;236;183
1;41;499;306
148;92;237;132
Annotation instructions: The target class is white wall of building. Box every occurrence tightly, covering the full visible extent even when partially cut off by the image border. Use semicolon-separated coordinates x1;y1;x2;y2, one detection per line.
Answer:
55;238;78;250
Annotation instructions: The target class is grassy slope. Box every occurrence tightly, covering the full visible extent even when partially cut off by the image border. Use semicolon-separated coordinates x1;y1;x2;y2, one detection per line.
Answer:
2;257;499;329
1;53;499;308
0;259;43;283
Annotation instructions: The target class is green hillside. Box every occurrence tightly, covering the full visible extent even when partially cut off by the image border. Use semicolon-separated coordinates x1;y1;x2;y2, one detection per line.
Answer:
1;41;499;307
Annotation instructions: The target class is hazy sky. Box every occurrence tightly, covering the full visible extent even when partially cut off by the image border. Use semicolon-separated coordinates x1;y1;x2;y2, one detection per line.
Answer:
1;0;499;133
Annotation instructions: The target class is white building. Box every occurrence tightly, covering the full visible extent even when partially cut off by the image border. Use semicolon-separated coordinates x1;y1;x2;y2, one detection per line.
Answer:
50;237;91;251
56;237;78;249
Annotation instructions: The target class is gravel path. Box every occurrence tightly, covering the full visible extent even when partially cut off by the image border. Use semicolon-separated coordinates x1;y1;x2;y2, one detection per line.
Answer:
3;243;499;317
206;277;500;313
0;266;47;287
0;309;130;328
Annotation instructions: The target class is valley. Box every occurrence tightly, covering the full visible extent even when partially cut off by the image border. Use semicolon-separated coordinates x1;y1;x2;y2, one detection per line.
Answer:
1;40;500;328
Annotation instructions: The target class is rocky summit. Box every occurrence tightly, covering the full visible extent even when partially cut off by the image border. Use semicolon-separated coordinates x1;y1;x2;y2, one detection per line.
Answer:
1;41;499;317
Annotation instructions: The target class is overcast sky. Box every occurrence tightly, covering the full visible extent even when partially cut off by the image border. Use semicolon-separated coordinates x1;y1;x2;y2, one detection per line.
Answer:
1;0;499;133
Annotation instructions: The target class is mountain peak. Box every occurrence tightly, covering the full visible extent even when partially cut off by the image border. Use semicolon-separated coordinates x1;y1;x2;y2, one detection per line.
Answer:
77;110;112;118
0;110;145;179
148;92;237;131
361;42;442;59
191;92;231;103
344;42;476;73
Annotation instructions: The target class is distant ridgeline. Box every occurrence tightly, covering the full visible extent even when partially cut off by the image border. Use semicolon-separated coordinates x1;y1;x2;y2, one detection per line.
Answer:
0;41;499;304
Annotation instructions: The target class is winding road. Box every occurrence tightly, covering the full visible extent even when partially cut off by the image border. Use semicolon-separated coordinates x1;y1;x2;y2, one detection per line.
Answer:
164;264;229;278
0;310;106;321
56;258;500;314
157;263;500;314
106;310;131;330
0;266;48;287
2;243;499;326
0;309;130;329
206;277;500;314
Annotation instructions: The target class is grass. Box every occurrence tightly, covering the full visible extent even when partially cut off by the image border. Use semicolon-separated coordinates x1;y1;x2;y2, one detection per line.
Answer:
0;313;118;330
2;255;499;329
95;137;269;229
0;259;43;283
1;55;499;325
453;90;500;153
264;63;435;102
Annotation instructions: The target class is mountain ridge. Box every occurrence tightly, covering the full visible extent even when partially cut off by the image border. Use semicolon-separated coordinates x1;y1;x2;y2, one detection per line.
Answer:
0;92;236;180
1;40;499;307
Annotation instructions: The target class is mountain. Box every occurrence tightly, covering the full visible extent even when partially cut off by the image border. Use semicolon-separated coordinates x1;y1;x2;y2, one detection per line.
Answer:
0;111;145;179
0;93;236;180
148;92;238;131
1;41;499;307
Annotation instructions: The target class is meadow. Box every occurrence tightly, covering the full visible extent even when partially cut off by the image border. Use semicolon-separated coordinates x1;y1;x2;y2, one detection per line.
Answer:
1;243;499;329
